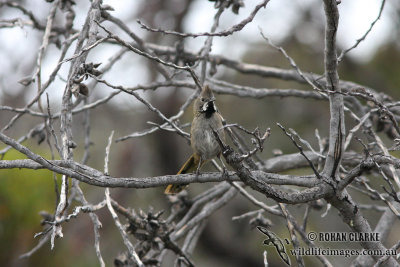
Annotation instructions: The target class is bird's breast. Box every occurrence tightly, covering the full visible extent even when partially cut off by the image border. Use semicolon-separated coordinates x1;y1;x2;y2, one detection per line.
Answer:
191;116;222;160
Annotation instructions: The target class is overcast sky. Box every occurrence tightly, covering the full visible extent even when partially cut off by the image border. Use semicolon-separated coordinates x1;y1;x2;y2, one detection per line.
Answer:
0;0;393;106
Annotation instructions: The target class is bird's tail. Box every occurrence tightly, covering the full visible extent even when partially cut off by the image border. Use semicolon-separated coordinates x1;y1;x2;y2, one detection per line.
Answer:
164;154;201;194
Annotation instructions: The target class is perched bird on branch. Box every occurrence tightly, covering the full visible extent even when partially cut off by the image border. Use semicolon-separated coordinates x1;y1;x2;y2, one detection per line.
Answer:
165;85;225;194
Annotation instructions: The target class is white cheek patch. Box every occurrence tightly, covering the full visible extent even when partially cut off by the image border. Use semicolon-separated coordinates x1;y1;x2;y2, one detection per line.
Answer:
201;103;208;112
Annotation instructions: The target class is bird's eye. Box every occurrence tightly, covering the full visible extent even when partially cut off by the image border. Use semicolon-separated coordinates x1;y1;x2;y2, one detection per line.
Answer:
201;97;205;102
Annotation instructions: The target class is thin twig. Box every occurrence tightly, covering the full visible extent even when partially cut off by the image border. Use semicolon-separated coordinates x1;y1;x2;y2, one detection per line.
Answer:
338;0;386;62
277;123;322;179
104;131;114;175
137;0;270;38
105;188;144;267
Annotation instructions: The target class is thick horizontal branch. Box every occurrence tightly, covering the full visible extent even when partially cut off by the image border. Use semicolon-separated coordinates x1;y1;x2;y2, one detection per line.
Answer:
0;130;393;205
0;159;319;188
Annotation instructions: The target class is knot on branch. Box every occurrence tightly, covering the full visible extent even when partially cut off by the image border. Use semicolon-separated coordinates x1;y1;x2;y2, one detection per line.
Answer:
209;0;245;14
118;207;194;266
70;62;103;98
76;62;103;79
127;209;170;247
360;158;374;171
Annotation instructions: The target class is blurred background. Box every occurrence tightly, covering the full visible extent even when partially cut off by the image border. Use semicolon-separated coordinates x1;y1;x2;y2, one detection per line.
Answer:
1;0;400;266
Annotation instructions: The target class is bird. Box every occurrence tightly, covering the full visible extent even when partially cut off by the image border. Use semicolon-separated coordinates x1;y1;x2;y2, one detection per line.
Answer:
164;85;225;194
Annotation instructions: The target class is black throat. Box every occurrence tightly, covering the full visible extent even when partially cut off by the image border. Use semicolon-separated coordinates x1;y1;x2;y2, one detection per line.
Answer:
204;101;216;118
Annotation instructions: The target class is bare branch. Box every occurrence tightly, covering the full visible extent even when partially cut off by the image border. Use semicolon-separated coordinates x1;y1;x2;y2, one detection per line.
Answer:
1;1;399;266
338;0;386;62
321;0;345;179
137;0;270;38
277;123;322;179
106;188;144;267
